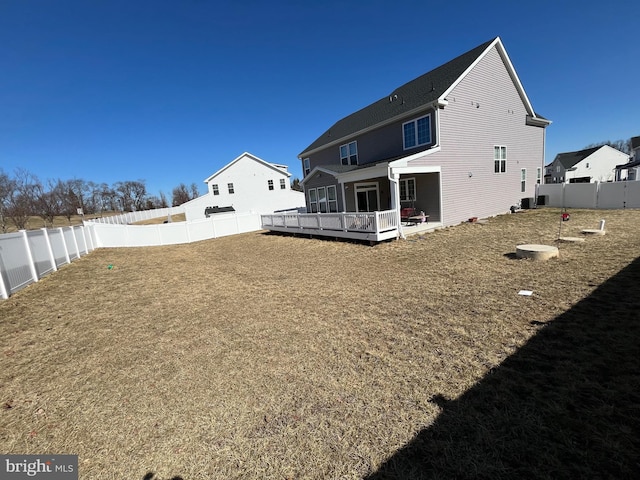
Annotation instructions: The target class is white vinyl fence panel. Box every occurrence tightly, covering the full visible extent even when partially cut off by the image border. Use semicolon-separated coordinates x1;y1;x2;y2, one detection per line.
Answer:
538;182;640;209
0;226;93;299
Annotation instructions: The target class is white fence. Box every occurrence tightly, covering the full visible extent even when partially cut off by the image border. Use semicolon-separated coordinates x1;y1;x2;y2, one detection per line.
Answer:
0;211;262;299
537;182;640;209
89;206;185;225
0;226;95;300
88;212;261;247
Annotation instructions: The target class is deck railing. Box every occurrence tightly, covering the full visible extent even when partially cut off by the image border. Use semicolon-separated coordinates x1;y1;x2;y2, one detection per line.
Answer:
261;209;399;242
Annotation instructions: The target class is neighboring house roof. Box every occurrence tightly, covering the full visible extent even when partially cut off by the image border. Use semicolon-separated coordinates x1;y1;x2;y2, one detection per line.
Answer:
616;159;640;170
204;206;235;215
631;136;640;150
552;146;602;169
204;152;291;183
299;37;548;158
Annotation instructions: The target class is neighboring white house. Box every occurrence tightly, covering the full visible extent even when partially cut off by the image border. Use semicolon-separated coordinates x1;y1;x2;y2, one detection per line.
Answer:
544;145;630;184
182;152;305;221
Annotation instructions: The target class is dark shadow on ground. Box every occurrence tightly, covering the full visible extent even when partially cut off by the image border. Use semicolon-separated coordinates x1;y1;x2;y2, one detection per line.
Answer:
365;258;640;479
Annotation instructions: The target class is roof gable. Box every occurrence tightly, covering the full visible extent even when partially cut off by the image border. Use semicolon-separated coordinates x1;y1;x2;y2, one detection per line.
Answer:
299;37;546;157
204;152;291;183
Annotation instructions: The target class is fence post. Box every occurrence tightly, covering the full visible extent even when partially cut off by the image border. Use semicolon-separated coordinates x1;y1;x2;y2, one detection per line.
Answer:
42;228;58;272
21;230;39;283
59;227;71;264
0;251;9;299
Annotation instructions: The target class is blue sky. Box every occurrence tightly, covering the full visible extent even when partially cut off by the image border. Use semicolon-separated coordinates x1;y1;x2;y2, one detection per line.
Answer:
1;0;638;197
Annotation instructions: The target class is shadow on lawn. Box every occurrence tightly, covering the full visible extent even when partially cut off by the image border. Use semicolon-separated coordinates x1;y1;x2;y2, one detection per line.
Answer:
366;257;640;480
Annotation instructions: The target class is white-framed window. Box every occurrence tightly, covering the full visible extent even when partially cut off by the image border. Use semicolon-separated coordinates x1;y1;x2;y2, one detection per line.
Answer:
308;188;318;213
280;179;286;189
536;167;542;184
556;165;561;172
308;186;338;213
521;168;526;193
340;141;358;165
399;178;416;202
403;114;431;150
317;186;327;213
303;158;310;176
212;184;219;195
268;180;274;191
494;146;506;173
228;183;235;194
327;185;338;212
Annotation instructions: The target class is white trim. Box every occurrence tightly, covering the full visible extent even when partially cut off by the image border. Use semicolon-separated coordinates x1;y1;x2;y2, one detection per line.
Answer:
402;113;432;150
204;152;292;183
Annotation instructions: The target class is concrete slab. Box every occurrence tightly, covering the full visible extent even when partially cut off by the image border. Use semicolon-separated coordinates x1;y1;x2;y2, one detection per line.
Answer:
516;244;559;261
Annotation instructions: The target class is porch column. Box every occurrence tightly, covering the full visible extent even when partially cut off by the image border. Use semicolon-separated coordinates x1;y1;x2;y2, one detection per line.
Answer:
388;168;403;239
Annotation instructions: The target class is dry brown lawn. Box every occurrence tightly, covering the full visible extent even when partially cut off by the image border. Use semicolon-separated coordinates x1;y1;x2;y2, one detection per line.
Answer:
1;208;639;479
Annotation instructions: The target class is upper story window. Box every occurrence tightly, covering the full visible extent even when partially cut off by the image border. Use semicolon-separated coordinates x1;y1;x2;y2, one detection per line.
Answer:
280;179;286;189
556;165;561;172
268;180;274;191
403;114;431;150
212;184;219;195
340;141;358;165
303;158;310;176
494;146;506;173
228;183;235;194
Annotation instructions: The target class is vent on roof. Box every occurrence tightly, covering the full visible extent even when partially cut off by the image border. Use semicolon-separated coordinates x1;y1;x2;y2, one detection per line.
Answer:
389;94;398;102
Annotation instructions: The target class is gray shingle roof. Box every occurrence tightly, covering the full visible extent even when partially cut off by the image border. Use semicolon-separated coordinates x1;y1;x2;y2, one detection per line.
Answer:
631;136;640;150
554;146;602;169
299;38;497;157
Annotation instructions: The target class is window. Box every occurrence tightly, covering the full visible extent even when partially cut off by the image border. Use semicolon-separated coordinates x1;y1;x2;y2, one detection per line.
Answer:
399;178;416;202
308;189;318;213
212;184;219;195
303;158;310;176
536;167;542;184
340;141;358;165
280;179;286;189
327;185;338;212
317;187;327;213
228;183;234;194
494;146;506;173
521;168;526;193
308;186;338;213
556;165;561;173
403;114;431;150
268;180;274;191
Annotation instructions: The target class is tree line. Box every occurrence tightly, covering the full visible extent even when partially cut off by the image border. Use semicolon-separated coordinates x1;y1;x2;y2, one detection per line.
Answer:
0;168;201;232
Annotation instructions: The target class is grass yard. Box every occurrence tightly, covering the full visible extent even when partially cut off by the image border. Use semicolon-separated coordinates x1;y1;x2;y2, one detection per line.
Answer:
1;208;639;479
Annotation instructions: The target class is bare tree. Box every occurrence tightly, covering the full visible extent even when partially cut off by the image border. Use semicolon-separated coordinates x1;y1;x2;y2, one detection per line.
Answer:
291;178;303;191
33;179;61;228
0;169;14;233
189;182;200;200
585;139;632;155
116;180;147;211
158;191;169;208
54;179;81;224
172;183;191;206
5;168;38;230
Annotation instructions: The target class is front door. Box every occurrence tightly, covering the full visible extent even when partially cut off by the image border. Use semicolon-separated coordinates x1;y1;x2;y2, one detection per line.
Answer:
355;183;379;212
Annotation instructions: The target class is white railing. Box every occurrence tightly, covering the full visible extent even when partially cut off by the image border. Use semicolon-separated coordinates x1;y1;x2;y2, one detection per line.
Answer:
0;226;95;300
261;210;399;242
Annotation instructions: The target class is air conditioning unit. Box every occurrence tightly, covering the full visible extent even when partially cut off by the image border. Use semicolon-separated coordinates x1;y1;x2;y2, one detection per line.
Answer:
521;197;535;209
537;195;549;206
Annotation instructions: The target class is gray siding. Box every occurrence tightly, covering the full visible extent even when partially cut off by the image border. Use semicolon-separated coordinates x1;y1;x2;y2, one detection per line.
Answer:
408;46;546;226
303;171;344;211
305;108;437;171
